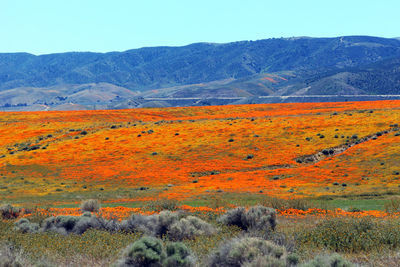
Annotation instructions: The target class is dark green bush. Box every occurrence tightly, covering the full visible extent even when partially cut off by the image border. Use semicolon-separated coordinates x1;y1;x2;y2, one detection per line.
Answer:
118;236;165;267
117;237;195;267
163;242;195;267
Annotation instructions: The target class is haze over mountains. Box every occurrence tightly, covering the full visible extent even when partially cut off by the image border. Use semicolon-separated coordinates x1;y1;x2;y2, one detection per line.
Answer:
1;35;400;110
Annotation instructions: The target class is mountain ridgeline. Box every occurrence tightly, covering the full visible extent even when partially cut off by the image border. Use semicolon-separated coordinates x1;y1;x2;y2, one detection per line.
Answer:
1;36;400;110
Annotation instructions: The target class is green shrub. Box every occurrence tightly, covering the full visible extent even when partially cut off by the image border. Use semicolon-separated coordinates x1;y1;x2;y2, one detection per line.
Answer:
118;236;165;267
287;253;300;266
117;237;196;267
300;253;354;267
208;236;286;267
163;242;195;267
80;199;100;213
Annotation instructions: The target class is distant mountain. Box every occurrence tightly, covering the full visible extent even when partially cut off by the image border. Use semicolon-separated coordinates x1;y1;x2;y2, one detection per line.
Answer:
1;36;400;91
1;35;400;110
136;57;400;98
279;57;400;95
0;83;138;110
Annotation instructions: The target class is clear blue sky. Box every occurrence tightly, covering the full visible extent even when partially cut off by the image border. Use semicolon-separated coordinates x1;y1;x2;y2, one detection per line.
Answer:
1;0;399;55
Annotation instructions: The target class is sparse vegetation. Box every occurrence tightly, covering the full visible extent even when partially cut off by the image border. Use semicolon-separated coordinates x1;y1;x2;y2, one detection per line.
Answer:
80;199;101;213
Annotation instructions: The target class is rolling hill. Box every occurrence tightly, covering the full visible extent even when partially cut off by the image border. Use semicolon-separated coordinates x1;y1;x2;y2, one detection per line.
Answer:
1;36;400;110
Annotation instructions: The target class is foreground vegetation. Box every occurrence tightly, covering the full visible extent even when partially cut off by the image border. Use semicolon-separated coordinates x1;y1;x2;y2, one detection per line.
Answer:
1;201;400;266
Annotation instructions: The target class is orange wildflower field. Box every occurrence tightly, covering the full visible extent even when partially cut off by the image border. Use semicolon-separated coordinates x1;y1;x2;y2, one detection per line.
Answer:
1;100;400;214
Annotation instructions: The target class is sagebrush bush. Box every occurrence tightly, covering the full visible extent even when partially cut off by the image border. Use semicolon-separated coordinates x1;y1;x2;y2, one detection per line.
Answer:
121;211;181;236
14;218;39;233
163;242;195;267
244;206;277;232
117;236;195;267
218;205;276;233
42;215;81;235
121;211;214;240
217;207;247;229
0;204;21;219
0;243;23;267
168;216;216;241
80;199;100;212
118;236;165;267
14;213;120;235
17;211;214;239
208;236;286;267
300;253;354;267
73;213;120;234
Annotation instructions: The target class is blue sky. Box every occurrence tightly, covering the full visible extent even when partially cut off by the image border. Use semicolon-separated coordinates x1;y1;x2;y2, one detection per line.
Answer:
1;0;399;54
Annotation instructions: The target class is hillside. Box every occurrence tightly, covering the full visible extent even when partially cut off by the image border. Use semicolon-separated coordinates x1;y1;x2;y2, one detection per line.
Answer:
1;36;400;91
1;101;400;205
1;36;400;110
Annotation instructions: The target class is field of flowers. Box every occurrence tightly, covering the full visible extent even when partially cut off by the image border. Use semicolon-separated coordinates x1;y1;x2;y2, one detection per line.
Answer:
2;101;400;266
1;100;400;209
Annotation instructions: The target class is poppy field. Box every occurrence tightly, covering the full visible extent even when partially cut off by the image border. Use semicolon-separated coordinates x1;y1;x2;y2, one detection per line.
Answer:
1;100;400;210
2;100;400;266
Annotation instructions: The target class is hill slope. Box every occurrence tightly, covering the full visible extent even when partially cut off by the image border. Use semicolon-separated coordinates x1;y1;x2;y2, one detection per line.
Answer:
1;36;400;91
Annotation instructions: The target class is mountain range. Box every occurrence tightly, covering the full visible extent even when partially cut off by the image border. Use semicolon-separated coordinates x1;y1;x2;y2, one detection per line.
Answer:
1;35;400;110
